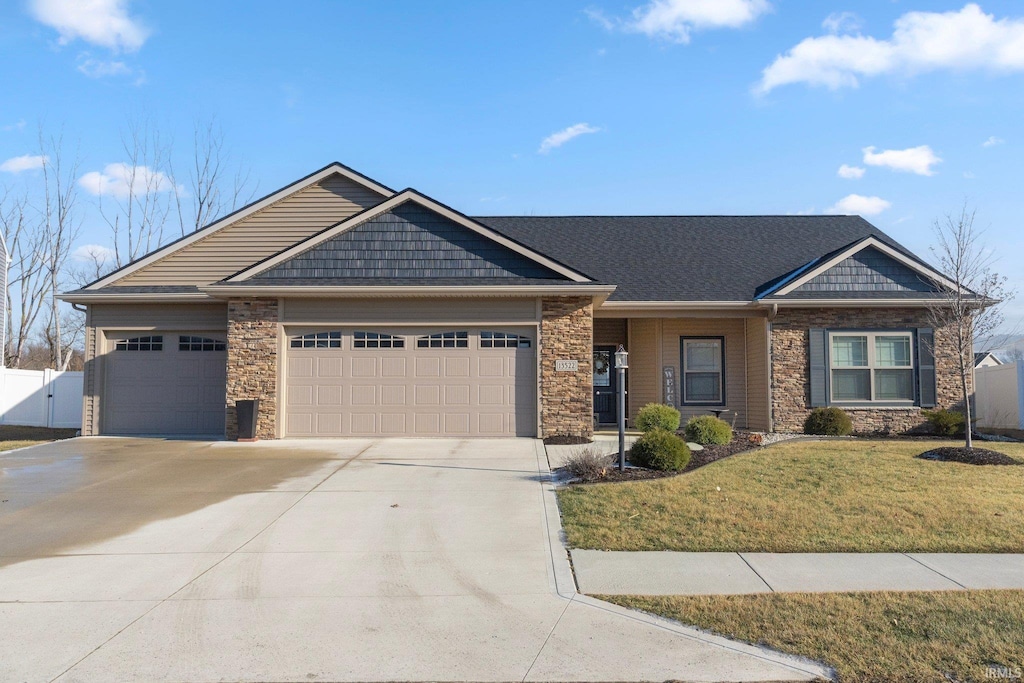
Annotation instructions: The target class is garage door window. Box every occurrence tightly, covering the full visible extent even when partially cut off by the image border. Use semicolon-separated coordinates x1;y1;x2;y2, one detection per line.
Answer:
354;331;404;349
115;335;163;351
291;331;341;349
480;331;531;348
416;331;468;349
179;335;226;351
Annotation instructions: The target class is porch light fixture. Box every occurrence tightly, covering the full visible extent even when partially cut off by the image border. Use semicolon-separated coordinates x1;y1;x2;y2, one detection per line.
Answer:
615;345;628;471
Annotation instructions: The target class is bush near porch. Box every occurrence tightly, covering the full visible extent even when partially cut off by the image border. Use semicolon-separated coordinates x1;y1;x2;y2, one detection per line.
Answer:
557;439;1024;553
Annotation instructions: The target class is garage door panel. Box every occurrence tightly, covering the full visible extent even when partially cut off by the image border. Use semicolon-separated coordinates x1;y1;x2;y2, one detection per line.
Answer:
444;385;470;405
444;357;470;377
382;358;407;377
318;357;343;378
381;385;406;406
415;357;441;377
317;385;344;406
290;385;314;406
351;385;376;405
284;328;535;437
290;357;314;378
351;358;377;377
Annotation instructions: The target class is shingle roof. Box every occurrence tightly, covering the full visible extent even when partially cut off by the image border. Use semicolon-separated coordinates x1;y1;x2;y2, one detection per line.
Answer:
473;215;915;302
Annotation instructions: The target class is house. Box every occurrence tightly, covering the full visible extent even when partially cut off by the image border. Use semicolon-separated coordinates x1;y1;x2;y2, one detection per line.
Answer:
975;351;1003;369
60;162;966;440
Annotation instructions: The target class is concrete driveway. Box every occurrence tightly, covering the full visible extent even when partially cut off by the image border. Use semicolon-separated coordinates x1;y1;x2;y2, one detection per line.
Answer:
0;437;828;682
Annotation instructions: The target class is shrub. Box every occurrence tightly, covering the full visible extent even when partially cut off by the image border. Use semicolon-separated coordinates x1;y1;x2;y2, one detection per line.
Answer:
922;409;966;437
629;429;691;471
635;403;681;433
562;446;613;480
803;407;853;436
684;415;733;445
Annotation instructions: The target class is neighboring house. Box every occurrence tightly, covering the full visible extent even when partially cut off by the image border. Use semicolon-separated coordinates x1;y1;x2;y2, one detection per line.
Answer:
60;162;966;440
975;351;1003;369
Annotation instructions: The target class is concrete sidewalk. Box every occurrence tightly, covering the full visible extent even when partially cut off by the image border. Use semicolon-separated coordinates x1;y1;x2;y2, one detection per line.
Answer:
572;550;1024;595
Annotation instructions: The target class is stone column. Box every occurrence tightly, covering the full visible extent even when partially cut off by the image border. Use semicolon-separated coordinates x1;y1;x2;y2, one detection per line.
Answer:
226;298;279;440
540;296;594;440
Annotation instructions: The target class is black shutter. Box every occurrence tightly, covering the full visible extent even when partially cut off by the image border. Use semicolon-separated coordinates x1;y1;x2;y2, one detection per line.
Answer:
917;328;937;408
809;328;827;407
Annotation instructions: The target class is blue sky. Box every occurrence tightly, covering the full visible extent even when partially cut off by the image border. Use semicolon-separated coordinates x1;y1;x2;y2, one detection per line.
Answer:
1;0;1023;324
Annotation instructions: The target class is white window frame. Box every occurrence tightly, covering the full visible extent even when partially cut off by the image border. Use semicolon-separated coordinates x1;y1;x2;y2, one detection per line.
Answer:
681;337;724;405
828;331;915;404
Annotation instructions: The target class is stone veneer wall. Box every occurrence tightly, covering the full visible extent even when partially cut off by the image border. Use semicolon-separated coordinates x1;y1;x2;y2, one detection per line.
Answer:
771;308;967;434
226;299;279;440
540;297;594;439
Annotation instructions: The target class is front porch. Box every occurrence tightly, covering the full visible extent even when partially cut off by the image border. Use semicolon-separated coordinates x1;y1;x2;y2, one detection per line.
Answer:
593;314;771;432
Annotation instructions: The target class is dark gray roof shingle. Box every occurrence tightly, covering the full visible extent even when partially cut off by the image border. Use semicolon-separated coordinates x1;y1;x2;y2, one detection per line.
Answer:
473;215;917;301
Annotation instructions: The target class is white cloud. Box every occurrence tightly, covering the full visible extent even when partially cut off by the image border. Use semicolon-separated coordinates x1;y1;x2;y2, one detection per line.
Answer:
0;154;48;173
2;120;27;133
29;0;149;52
862;145;942;175
75;55;138;79
983;135;1005;147
837;164;866;179
79;163;175;199
72;243;115;264
538;123;601;154
822;11;863;35
584;8;616;31
827;194;892;215
757;4;1024;93
963;171;977;178
589;0;770;43
629;0;771;42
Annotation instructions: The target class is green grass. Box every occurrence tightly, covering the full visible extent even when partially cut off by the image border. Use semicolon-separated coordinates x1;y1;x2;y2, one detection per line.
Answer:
558;439;1024;552
603;591;1024;683
0;425;78;452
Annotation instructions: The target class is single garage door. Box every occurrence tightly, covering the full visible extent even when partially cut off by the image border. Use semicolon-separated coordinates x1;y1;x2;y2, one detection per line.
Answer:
285;327;536;437
103;331;227;435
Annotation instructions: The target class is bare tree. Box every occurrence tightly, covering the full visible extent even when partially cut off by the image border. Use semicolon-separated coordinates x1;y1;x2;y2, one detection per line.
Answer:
0;189;48;368
172;117;256;236
38;131;81;371
98;117;175;268
68;244;115;287
926;205;1014;448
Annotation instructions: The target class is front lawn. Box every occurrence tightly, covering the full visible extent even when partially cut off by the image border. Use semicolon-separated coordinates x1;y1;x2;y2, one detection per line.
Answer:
558;440;1024;552
604;591;1024;683
0;425;78;452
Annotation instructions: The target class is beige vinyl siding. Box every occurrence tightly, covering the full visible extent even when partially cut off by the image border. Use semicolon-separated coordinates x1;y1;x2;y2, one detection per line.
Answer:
282;298;538;324
84;303;229;436
90;303;228;329
663;319;747;427
595;318;627;346
116;175;385;286
744;317;770;431
626;318;660;425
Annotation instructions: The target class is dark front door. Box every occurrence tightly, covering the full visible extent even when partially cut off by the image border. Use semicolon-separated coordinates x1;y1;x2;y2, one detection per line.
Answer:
593;346;617;425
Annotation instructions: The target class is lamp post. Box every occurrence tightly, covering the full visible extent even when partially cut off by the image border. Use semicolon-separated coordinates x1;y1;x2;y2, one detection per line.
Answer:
615;345;628;472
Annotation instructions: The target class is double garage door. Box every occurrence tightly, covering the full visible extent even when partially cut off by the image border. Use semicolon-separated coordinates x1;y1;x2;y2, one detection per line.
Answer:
103;331;227;435
285;327;536;437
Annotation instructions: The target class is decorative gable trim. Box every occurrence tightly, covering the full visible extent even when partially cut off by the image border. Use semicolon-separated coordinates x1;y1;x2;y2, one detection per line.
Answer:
86;162;395;290
762;236;957;298
224;189;593;284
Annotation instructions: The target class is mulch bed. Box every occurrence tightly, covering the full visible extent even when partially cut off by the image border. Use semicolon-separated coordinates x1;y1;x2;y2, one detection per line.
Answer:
918;447;1021;466
543;434;593;445
563;430;765;484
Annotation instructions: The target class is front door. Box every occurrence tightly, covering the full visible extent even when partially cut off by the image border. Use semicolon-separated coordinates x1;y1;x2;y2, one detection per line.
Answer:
593;346;617;425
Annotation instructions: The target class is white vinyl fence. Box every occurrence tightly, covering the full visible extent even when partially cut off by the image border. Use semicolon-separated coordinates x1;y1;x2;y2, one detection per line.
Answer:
975;363;1024;430
0;367;83;429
